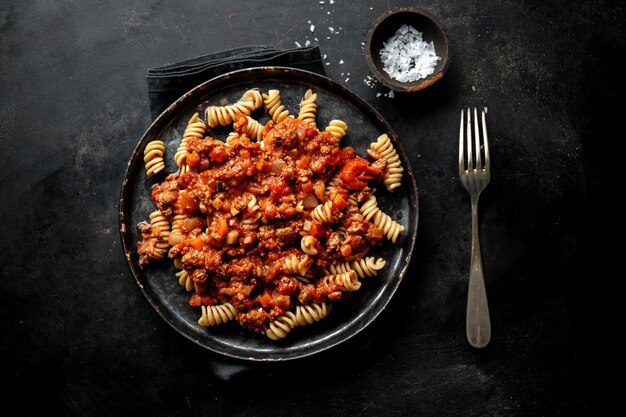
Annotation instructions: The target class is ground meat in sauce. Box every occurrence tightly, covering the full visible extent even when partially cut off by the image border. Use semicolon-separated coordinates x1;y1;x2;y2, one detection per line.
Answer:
137;116;388;335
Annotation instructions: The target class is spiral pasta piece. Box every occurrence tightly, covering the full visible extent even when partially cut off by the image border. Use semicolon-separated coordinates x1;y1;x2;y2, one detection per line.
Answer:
325;119;348;140
147;210;170;260
205;89;263;128
240;88;263;108
367;133;404;191
358;196;404;243
359;195;379;221
175;113;206;173
225;131;240;145
283;254;312;276
295;302;331;326
322;271;360;291
297;89;318;127
266;311;297;340
347;194;359;206
300;235;319;256
372;210;404;244
168;214;186;245
149;210;169;235
144;140;166;177
176;269;194;291
311;201;334;223
242;116;264;141
326;257;386;279
263;89;291;123
198;303;237;326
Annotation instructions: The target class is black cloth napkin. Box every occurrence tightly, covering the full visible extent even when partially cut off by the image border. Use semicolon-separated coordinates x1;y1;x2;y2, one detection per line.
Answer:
145;45;325;380
146;45;325;119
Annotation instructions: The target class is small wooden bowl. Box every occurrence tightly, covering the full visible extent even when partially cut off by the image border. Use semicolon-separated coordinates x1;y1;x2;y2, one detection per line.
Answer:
365;7;450;92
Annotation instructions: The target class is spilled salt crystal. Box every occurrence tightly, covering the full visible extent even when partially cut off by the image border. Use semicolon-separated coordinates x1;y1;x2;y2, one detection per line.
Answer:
379;24;441;82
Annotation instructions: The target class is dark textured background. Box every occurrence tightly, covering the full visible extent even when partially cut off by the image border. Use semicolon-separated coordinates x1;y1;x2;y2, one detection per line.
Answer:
1;0;623;415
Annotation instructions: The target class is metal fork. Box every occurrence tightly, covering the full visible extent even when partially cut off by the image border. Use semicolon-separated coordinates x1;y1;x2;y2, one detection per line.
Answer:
459;107;491;348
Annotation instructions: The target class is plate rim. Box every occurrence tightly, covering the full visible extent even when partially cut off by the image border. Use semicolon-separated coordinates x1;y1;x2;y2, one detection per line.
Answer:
118;66;419;361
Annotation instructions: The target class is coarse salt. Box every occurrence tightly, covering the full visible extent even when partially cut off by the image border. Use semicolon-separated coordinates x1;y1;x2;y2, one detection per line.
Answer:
379;24;441;83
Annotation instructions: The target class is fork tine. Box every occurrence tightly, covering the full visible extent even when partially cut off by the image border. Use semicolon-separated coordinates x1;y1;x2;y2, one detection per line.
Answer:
473;108;482;169
466;108;473;171
481;110;490;170
459;109;465;174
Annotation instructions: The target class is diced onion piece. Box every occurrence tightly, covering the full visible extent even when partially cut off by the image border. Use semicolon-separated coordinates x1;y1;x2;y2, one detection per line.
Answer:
296;126;306;140
302;193;318;209
270;159;285;174
303;220;312;232
185;217;202;231
314;180;326;201
168;231;184;245
226;230;239;245
240;285;252;296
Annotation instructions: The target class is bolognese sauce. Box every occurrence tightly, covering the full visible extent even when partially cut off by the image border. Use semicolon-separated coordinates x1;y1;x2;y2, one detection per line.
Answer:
138;115;389;335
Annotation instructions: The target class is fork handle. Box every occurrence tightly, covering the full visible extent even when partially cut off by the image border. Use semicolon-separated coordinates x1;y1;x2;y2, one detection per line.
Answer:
466;198;491;348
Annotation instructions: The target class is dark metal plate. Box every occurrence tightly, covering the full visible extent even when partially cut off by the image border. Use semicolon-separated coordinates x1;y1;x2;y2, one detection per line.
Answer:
118;67;418;361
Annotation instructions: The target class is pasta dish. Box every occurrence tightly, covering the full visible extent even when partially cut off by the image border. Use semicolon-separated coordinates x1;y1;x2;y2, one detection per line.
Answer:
137;88;405;340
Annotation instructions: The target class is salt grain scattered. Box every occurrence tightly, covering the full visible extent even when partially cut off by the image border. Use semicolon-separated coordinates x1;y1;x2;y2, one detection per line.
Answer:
294;41;302;47
339;59;344;64
305;40;311;47
379;24;441;82
310;24;315;32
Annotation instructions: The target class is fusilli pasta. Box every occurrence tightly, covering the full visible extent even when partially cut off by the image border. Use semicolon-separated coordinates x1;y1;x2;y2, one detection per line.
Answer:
300;235;319;255
326;256;387;279
176;269;194;291
266;311;297;340
325;119;348;140
175;113;206;174
359;196;405;243
368;133;403;191
263;89;290;123
205;89;263;128
144;140;166;177
198;303;237;326
297;89;318;127
322;271;361;291
294;302;331;326
283;253;312;276
266;303;331;340
146;210;170;261
311;201;334;223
